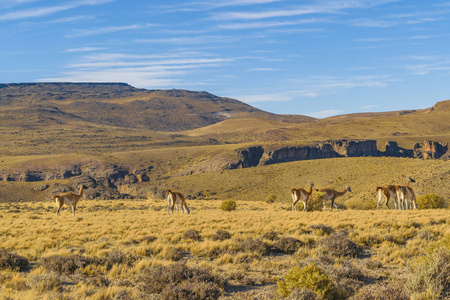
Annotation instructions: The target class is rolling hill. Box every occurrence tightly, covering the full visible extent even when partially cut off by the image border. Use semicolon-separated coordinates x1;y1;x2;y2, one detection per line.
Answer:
0;82;449;204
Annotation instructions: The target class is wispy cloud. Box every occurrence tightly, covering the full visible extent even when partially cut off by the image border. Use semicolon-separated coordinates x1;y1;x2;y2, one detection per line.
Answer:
65;47;107;53
37;51;235;89
211;0;401;21
218;18;329;30
69;23;155;37
135;35;240;44
162;0;284;12
0;0;113;21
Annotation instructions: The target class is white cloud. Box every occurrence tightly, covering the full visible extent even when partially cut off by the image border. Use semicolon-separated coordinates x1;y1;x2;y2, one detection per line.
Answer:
0;0;113;21
65;47;106;53
309;109;344;118
211;0;401;21
135;35;239;44
218;18;329;30
69;23;155;37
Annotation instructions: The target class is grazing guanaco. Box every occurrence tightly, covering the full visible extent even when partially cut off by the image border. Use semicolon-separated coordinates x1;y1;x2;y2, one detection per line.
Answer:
397;177;417;210
291;181;314;212
375;185;399;210
316;185;351;211
53;185;84;217
167;190;190;214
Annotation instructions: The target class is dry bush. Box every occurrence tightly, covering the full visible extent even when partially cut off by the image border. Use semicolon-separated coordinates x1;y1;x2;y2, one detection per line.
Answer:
163;247;186;261
309;224;334;236
406;248;450;299
319;230;362;258
101;251;137;270
240;238;269;256
140;235;157;243
137;263;224;299
211;230;231;241
274;237;303;254
262;231;279;241
39;255;94;275
183;229;202;241
28;273;62;293
285;288;319;300
350;281;409;300
0;250;28;271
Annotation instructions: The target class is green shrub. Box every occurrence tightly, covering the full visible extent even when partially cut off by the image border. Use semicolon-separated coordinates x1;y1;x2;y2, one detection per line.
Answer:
265;194;277;203
277;263;336;299
308;191;326;211
417;193;445;209
220;200;237;211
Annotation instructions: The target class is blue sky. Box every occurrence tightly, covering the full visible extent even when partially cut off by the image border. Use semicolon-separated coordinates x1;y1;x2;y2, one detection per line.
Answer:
1;0;450;118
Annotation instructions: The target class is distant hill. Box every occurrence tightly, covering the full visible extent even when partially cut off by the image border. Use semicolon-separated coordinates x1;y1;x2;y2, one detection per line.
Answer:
0;82;313;132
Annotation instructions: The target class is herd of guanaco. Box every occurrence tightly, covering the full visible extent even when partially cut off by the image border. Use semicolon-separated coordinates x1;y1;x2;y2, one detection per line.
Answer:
52;177;417;216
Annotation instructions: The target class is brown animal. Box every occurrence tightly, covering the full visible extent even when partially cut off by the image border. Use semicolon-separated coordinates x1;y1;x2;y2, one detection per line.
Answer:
291;181;314;212
167;190;190;214
53;185;84;217
396;177;417;210
375;185;399;210
316;185;351;211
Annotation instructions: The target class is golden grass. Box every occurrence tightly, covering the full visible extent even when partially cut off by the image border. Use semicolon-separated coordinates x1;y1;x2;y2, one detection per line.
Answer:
0;199;448;299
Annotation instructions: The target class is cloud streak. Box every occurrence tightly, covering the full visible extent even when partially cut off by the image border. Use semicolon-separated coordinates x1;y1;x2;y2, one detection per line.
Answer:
0;0;113;21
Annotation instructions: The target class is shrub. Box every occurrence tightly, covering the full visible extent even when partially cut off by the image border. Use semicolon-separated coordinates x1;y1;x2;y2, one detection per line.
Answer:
319;230;362;258
309;224;334;236
40;255;93;275
0;250;29;271
28;273;61;293
240;238;269;256
406;248;450;299
262;231;279;241
220;200;237;211
351;281;409;300
264;194;277;203
278;263;336;299
183;229;202;241
417;193;445;209
308;191;326;212
101;251;137;270
211;230;231;241
274;237;303;254
137;263;224;298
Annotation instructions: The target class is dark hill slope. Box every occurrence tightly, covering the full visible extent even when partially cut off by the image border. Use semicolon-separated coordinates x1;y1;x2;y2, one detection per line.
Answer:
0;82;313;131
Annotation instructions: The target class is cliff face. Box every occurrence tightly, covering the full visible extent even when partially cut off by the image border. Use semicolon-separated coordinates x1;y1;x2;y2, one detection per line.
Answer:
260;140;378;165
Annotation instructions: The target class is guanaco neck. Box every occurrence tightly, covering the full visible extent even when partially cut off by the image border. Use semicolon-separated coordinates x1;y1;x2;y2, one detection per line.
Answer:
78;186;84;197
336;189;348;197
307;183;313;195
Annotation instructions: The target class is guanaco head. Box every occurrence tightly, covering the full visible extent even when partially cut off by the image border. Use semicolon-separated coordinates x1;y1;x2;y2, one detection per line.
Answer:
406;176;416;184
346;185;352;192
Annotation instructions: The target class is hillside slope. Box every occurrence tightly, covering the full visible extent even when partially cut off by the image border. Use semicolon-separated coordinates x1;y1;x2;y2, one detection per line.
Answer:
0;82;313;131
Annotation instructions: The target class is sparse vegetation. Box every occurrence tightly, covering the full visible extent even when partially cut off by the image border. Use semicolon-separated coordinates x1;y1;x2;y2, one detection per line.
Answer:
0;197;448;299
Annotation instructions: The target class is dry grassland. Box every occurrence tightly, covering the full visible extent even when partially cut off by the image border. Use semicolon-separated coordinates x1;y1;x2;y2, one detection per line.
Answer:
0;199;448;299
